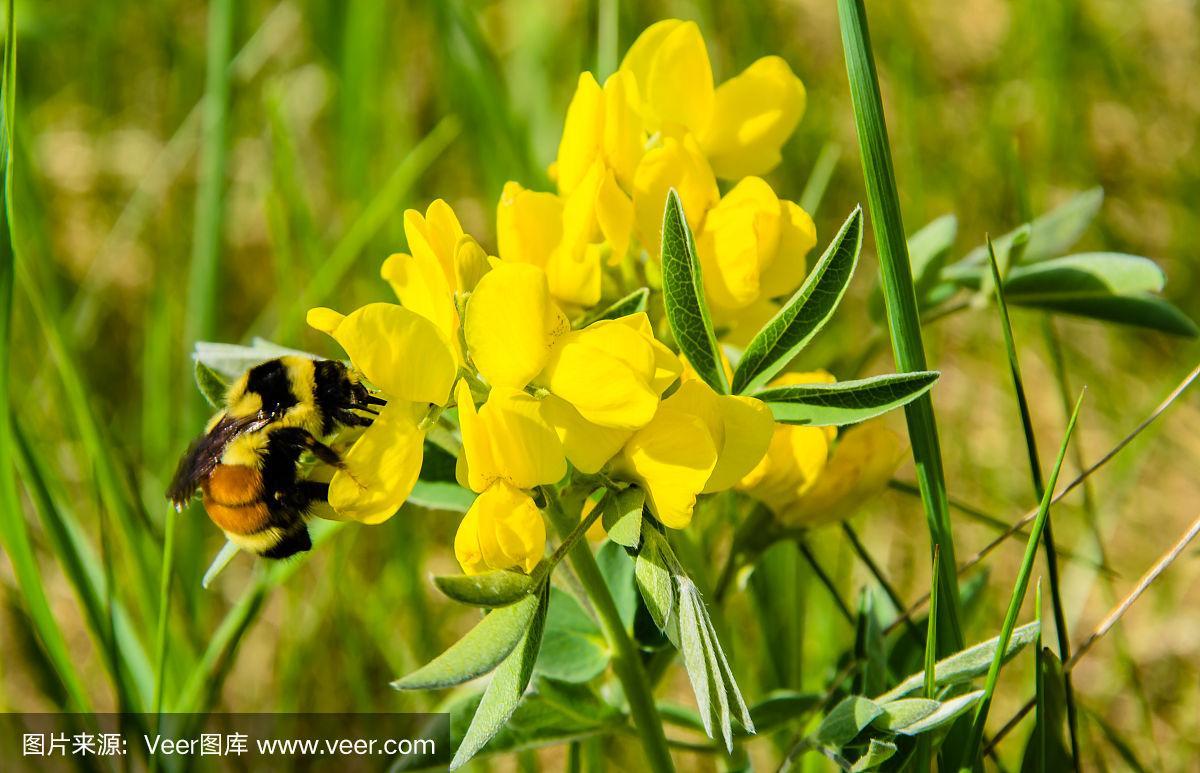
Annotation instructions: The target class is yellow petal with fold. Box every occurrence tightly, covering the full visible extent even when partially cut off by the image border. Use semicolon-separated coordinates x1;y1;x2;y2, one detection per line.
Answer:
697;177;782;312
616;397;718;529
555;72;604;195
700;56;806;179
540;319;660;430
633;136;718;258
307;303;456;405
327;401;426;524
541;395;633;474
601;70;643;189
465;262;567;389
705;394;774;493
608;313;683;393
758;201;816;299
497;181;563;269
454;481;546;575
380;251;458;352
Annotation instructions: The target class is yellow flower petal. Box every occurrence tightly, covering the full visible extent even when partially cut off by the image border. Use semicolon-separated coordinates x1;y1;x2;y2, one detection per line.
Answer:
547;242;603;309
404;200;464;288
632;135;719;258
454;235;490;293
696;177;782;312
307;303;456;405
621;20;713;137
454;481;546;575
705;395;774;493
758;201;816;299
465;262;568;389
380;251;458;353
616;393;718;530
620;19;683;111
699;56;807;179
595;168;634;262
456;381;566;492
555;72;604;195
608;313;683;393
736;423;831;514
781;420;906;528
601;70;643;190
541;395;632;474
327;401;426;524
497;181;564;270
539;319;660;430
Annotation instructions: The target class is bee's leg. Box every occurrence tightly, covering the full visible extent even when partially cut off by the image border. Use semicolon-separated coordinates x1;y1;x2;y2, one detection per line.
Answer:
295;431;343;468
336;409;375;428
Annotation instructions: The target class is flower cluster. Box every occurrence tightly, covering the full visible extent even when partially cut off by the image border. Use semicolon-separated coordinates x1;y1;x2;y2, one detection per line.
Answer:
304;20;901;576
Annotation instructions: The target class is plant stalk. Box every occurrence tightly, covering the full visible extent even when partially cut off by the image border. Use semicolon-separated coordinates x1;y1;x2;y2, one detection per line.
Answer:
544;491;675;773
837;0;964;652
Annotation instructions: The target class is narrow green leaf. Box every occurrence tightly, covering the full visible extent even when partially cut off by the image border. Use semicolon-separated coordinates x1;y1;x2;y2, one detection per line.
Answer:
1021;649;1072;773
676;585;714;738
960;392;1086;768
851;738;898;771
534;588;609;683
201;540;241;589
409;481;476;513
575;287;650;328
1008;292;1198;337
434;570;535;608
194;361;229;409
897;690;983;735
603;487;643;549
596;540;637;631
393;591;540;689
660;188;728;393
732;207;863;394
961;188;1104;267
909;214;958;294
760;371;939;426
877;621;1041;702
816;695;882;747
450;585;549;769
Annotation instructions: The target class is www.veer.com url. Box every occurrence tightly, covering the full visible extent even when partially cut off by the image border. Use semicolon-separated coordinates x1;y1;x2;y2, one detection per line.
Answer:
142;734;436;757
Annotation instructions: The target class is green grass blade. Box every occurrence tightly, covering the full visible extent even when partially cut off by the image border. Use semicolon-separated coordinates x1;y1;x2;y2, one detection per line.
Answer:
986;238;1081;768
0;0;91;713
185;0;234;358
959;390;1085;769
799;141;841;216
837;0;963;653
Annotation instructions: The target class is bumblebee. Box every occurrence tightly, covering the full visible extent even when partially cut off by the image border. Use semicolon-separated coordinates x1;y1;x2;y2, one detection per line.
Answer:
167;356;383;559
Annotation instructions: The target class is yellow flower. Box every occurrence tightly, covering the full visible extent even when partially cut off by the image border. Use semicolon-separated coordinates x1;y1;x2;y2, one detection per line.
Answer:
454;382;566;493
615;379;772;529
555;70;643;196
696;177;817;314
496;181;604;308
380;200;468;349
620;19;806;179
454;481;546;575
464;261;569;389
452;380;562;575
306;303;459;523
736;372;906;528
632;135;719;259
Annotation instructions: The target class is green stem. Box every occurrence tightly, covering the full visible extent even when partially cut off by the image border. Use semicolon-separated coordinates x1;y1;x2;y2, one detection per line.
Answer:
543;490;675;773
153;508;178;716
837;0;964;653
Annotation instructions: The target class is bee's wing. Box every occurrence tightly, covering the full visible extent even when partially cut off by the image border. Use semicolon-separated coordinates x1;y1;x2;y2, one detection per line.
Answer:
167;413;268;509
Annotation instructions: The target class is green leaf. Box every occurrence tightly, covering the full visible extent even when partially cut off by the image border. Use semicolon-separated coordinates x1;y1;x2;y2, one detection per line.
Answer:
851;738;898;771
194;361;229;409
759;371;939;426
855;589;889;697
603;487;643;548
534;588;610;683
450;585;549;769
634;528;676;638
433;570;535;608
872;697;939;732
677;585;719;742
660;188;728;394
816;695;882;747
731;207;864;394
909;214;958;295
596;540;637;631
877;621;1041;701
193;338;318;379
896;689;983;735
1021;650;1072;773
961;188;1104;267
1008;291;1198;337
1004;252;1165;297
393;591;541;689
575;287;650;328
408;481;477;513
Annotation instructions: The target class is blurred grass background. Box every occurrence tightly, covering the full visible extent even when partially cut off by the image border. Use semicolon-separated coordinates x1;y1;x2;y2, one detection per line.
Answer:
2;0;1199;769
